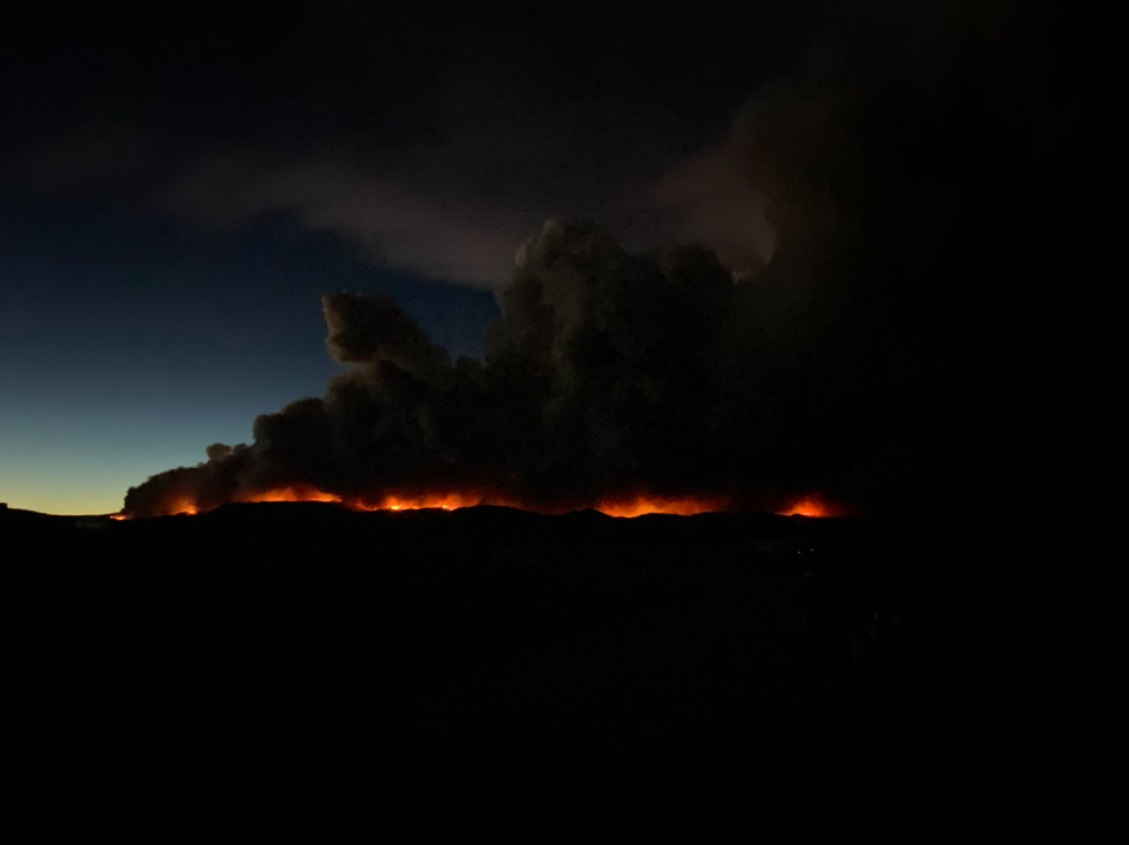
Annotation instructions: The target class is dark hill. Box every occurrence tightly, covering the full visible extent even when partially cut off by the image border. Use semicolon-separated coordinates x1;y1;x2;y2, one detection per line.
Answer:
4;503;1018;837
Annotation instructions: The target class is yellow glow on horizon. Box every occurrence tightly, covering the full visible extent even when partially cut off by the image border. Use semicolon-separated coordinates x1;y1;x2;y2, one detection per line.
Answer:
0;475;129;516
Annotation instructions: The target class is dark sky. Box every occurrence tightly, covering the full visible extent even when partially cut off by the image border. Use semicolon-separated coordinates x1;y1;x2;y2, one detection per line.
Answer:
1;2;1076;516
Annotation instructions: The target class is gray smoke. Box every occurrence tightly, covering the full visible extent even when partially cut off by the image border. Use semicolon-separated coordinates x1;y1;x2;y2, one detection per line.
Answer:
125;4;1036;518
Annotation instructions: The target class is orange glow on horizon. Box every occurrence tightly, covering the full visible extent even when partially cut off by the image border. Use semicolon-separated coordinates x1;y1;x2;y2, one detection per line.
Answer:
778;495;838;518
165;497;199;516
130;487;731;519
242;488;494;512
121;487;852;521
594;494;728;518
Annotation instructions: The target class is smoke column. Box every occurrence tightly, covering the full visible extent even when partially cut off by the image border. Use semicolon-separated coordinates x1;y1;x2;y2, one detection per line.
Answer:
126;220;810;517
125;7;1028;519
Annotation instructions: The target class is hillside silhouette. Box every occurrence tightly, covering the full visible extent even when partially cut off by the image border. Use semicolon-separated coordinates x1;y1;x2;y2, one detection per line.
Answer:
4;503;1018;837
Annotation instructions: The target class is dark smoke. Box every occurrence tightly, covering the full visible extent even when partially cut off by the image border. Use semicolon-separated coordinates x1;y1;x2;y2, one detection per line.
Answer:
125;221;790;516
125;6;1035;519
120;196;927;519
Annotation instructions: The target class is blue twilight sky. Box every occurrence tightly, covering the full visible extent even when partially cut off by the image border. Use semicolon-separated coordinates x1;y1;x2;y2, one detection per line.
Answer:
2;3;823;513
0;201;498;513
4;3;1064;518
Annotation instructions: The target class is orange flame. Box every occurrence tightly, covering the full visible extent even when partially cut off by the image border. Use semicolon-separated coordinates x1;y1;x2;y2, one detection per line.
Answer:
239;487;495;512
163;497;199;516
124;486;852;521
131;487;731;519
777;495;838;518
595;494;729;518
243;486;344;506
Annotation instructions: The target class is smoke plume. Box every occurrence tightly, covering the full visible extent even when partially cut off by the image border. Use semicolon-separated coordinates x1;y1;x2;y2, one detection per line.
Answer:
125;220;787;516
125;5;1034;519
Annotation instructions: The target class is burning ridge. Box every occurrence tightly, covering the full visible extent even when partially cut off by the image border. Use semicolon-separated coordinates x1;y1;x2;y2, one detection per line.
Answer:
123;221;851;520
124;16;1008;524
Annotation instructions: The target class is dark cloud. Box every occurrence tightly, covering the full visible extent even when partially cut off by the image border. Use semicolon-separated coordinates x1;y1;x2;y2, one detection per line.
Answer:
114;2;1060;518
164;155;541;287
73;4;824;287
124;221;751;516
322;293;451;378
3;3;837;288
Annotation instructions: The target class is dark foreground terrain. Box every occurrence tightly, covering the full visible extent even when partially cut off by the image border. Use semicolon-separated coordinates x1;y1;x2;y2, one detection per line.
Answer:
4;503;1021;838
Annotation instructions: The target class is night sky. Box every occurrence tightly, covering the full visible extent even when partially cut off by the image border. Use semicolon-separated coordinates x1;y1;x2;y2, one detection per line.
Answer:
1;3;1075;516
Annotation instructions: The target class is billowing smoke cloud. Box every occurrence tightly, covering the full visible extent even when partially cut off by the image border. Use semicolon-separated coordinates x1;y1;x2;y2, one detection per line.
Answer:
125;220;785;516
119;185;927;521
125;5;1033;519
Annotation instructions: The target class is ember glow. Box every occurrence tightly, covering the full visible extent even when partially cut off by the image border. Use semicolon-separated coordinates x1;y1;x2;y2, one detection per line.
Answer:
243;488;495;512
123;487;732;519
777;495;838;518
116;484;855;520
594;494;729;518
166;497;199;516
